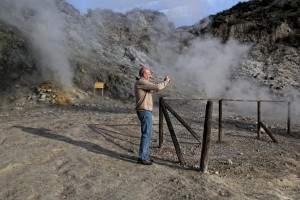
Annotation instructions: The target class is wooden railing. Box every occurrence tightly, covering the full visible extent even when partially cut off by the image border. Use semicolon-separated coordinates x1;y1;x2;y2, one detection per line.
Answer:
158;97;292;172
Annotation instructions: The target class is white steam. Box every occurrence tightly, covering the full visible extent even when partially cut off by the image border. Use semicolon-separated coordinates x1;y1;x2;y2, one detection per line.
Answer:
0;0;73;87
174;36;251;98
153;34;300;123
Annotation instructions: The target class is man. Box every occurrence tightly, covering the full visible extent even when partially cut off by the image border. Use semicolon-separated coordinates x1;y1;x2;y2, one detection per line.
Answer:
134;67;171;165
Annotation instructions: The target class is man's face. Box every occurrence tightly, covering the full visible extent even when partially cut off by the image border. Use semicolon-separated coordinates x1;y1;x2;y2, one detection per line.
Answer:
143;69;152;81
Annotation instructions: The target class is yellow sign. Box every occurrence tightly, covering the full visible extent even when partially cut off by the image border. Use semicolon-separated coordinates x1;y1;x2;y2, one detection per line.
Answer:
94;82;105;88
94;82;105;97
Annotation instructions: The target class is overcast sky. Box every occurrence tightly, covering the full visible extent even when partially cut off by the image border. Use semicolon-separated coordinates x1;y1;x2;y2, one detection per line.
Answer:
65;0;248;27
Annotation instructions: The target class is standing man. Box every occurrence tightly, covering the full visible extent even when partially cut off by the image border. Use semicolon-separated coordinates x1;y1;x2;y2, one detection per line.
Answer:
134;67;171;165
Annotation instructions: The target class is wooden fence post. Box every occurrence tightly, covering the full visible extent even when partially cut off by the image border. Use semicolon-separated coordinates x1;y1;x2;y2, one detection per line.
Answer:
257;101;261;139
259;122;278;143
200;101;213;173
161;99;184;164
164;101;201;143
287;102;291;134
159;97;164;148
218;99;223;142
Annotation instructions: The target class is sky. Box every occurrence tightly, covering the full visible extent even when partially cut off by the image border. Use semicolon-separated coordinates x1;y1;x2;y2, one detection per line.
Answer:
65;0;249;27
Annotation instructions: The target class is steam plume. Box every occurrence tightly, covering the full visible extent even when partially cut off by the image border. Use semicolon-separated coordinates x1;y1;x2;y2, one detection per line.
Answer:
172;36;251;98
0;0;73;87
152;33;300;121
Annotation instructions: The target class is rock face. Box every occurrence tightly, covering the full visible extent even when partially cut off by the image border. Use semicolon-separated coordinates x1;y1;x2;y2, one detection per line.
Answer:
185;0;300;99
0;22;39;91
0;0;181;103
61;6;180;99
0;0;299;103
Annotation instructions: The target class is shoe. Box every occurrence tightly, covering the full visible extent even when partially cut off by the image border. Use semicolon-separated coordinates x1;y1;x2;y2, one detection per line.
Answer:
137;158;153;165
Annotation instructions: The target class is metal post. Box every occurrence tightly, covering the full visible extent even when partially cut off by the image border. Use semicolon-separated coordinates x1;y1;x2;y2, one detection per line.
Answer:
200;101;213;173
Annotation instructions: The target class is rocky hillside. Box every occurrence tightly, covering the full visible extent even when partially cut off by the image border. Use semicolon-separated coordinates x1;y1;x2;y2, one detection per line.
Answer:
0;0;299;106
0;0;183;105
62;6;181;99
186;0;300;99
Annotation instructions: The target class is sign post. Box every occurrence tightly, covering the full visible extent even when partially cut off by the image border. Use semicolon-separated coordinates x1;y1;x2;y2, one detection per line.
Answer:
94;82;105;97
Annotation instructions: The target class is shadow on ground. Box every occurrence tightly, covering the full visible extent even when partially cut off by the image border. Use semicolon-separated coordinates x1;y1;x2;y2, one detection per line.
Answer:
13;125;138;164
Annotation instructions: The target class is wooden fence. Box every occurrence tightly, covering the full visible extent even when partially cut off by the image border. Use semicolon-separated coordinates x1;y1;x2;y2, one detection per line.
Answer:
158;97;292;172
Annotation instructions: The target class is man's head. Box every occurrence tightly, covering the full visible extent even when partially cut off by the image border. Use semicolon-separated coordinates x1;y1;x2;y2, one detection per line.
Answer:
139;67;152;81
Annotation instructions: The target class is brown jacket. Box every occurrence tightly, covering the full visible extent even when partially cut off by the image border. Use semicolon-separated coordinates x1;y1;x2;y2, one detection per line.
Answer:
134;79;169;111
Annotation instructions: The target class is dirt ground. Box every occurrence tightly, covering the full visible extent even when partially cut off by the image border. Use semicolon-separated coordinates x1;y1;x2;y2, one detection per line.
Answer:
0;96;299;200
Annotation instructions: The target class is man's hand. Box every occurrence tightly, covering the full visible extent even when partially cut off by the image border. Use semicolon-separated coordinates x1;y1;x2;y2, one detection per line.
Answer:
164;76;171;82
